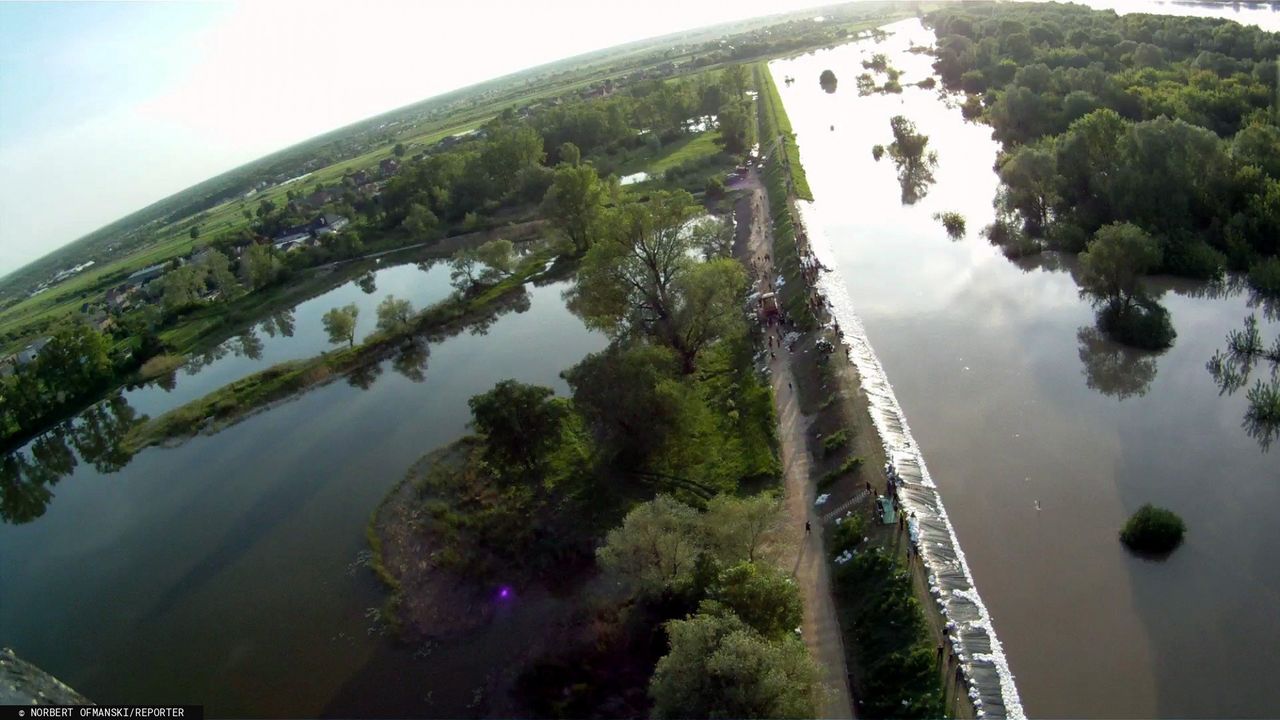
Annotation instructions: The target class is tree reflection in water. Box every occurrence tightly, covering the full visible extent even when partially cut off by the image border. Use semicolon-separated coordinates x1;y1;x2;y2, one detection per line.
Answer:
1207;314;1280;451
1076;326;1159;400
0;393;144;524
259;310;296;338
391;339;430;383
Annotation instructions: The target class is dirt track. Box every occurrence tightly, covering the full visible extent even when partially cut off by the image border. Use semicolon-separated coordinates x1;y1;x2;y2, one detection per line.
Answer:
736;173;853;719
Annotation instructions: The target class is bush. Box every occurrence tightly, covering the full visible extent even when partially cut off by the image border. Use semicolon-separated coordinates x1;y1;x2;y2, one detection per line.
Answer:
1248;257;1280;298
819;455;863;491
1098;299;1176;351
871;144;885;162
1120;504;1185;554
822;429;850;456
829;514;865;554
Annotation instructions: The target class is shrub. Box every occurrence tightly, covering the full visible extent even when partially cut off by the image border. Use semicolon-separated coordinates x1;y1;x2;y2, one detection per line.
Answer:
819;455;863;491
822;429;850;456
1120;504;1185;555
871;144;885;161
829;514;865;554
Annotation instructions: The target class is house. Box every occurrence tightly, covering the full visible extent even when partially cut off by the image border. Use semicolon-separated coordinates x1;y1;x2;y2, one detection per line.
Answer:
315;214;350;235
302;188;338;209
349;170;371;186
378;158;400;178
124;263;168;288
271;214;350;250
105;285;138;312
15;337;51;367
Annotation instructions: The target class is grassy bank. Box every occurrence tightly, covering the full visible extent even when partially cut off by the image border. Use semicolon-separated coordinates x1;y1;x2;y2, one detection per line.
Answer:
755;62;812;201
121;253;555;452
753;63;817;331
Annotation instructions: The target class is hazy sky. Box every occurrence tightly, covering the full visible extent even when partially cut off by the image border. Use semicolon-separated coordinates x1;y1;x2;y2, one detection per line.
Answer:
0;0;840;276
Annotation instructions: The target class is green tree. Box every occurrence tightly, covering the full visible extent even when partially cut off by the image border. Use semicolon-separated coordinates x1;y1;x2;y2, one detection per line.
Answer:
1079;222;1162;314
998;142;1059;233
475;238;515;277
468;380;568;476
374;295;414;334
564;343;686;465
34;321;113;399
239;244;282;289
568;191;747;373
321;304;359;347
189;226;200;240
597;494;704;594
650;610;818;719
158;266;206;313
541;163;607;253
557;141;581;167
196;249;242;299
705;494;786;564
712;562;803;639
718;100;754;154
401;203;439;238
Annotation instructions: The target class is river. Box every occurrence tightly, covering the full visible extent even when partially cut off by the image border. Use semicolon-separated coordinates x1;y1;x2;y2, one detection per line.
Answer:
0;257;607;716
770;8;1279;718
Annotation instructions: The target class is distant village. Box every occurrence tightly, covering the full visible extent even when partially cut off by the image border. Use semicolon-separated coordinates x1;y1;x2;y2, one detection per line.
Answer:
2;52;703;378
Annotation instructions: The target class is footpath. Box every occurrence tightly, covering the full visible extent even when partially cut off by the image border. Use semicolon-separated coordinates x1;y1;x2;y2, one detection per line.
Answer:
736;176;854;719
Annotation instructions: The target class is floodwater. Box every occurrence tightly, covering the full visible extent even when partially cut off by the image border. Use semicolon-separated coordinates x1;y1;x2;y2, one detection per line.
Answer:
0;271;607;716
771;12;1280;719
123;257;458;417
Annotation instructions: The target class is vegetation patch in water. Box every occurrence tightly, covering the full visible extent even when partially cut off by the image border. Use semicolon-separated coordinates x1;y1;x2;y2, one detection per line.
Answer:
1120;504;1186;556
934;211;966;239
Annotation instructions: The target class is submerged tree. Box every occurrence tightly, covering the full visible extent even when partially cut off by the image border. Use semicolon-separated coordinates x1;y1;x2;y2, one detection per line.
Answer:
1079;223;1175;350
819;69;838;93
933;211;966;239
1207;314;1280;450
887;116;938;204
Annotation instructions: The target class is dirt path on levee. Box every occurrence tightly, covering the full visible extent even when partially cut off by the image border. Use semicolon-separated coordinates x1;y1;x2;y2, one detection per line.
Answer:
734;173;854;719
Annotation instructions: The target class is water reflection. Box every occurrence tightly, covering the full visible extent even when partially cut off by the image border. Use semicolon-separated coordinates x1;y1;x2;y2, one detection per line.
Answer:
1206;315;1280;450
391;339;430;382
1076;326;1158;400
0;393;143;524
347;362;382;390
357;271;377;294
259;310;296;338
235;332;264;361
